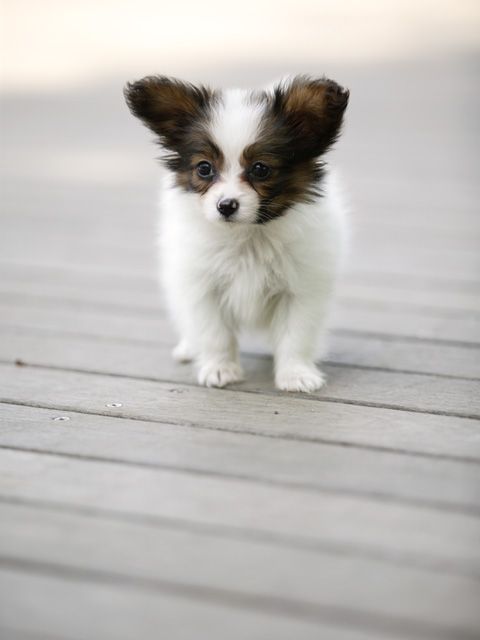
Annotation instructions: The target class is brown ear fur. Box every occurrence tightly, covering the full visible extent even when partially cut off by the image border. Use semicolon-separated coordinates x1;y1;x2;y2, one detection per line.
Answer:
124;76;213;150
272;76;349;157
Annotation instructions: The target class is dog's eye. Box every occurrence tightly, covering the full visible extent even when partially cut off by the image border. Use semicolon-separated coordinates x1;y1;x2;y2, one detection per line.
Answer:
249;162;271;180
196;161;214;179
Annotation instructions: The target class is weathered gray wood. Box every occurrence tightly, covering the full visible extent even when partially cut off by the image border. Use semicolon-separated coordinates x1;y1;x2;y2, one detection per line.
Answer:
353;222;480;253
330;332;480;379
2;303;480;378
0;568;415;640
1;364;479;459
344;270;480;295
4;203;480;248
0;301;169;342
3;288;479;343
1;448;479;572
1;403;479;511
0;502;479;638
2;262;480;314
0;628;70;640
0;330;478;416
3;255;480;301
4;171;478;229
351;197;480;232
347;245;480;283
0;573;368;640
2;257;480;303
2;222;480;283
339;281;480;313
0;237;155;273
2;256;480;319
4;186;480;248
332;304;480;345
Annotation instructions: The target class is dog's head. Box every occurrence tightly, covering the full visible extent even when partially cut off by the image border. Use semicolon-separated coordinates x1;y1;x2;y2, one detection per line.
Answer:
124;75;349;224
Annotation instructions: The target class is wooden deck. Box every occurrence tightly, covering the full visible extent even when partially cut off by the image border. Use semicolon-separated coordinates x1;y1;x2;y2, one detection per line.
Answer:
1;58;479;639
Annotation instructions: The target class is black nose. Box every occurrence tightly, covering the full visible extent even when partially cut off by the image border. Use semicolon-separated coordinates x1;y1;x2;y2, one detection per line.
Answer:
217;198;239;218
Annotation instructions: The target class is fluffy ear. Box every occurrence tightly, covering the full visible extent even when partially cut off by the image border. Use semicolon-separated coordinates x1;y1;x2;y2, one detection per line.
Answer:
273;76;349;157
124;76;213;149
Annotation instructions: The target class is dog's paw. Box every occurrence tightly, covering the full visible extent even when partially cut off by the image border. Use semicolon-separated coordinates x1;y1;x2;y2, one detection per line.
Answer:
198;361;244;388
172;340;194;363
275;363;325;393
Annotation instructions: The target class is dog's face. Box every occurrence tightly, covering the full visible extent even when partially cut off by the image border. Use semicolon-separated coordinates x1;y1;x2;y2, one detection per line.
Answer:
125;75;349;224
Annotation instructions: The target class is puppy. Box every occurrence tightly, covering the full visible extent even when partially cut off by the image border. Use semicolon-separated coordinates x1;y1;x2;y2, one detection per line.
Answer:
124;75;349;392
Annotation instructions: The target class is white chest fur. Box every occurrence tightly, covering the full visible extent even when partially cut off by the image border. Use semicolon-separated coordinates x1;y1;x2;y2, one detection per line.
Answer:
206;229;294;327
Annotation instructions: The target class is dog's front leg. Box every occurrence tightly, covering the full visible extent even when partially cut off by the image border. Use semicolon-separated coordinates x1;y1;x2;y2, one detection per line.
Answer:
192;297;244;389
271;294;327;393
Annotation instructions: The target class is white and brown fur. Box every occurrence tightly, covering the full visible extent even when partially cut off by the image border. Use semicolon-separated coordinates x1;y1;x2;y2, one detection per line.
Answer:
125;75;349;391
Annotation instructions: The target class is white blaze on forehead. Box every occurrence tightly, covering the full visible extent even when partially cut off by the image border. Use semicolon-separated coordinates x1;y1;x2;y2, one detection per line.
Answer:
210;89;265;172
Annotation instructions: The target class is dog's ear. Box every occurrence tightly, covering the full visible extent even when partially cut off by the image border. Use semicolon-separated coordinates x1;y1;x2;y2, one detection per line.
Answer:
273;76;349;158
124;76;213;150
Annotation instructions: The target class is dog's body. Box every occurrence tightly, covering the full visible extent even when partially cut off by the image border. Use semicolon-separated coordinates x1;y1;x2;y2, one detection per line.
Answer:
125;77;349;392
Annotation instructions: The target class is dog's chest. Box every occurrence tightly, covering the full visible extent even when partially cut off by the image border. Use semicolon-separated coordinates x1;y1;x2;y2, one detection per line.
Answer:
211;234;292;325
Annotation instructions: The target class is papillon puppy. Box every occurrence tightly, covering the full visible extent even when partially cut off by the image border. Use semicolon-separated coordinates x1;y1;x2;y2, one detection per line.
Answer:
125;75;349;392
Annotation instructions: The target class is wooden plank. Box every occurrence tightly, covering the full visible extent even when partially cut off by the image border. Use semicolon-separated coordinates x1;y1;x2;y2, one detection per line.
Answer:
0;330;478;417
332;304;480;345
344;270;480;295
0;237;155;274
4;207;480;256
347;245;480;283
0;628;70;640
3;180;479;249
2;287;479;343
1;224;479;283
0;569;374;640
2;262;480;313
4;170;478;228
338;282;480;313
2;257;480;297
0;279;162;312
3;269;480;319
351;184;479;219
0;502;479;638
1;364;479;459
1;403;479;511
2;305;480;378
353;221;480;252
0;301;168;342
330;332;480;379
0;262;157;290
5;176;480;236
1;258;480;300
0;449;479;573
